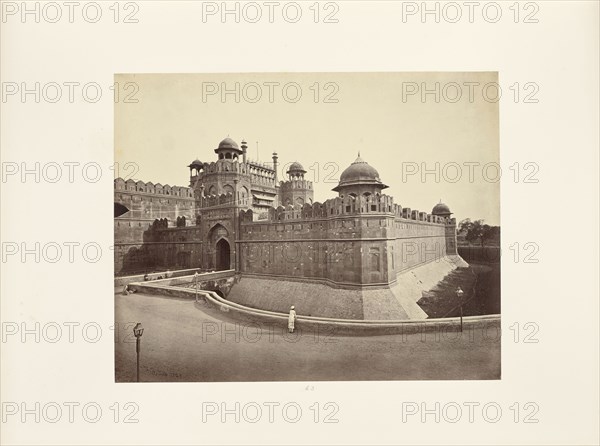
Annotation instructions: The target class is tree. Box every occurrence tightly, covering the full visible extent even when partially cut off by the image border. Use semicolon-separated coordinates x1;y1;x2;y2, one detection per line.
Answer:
458;219;500;247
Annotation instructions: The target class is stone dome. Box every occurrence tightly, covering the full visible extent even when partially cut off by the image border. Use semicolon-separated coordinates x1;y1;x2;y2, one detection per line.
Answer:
332;155;388;192
432;202;452;215
188;159;203;168
214;137;243;156
217;137;239;150
340;156;380;182
287;161;306;174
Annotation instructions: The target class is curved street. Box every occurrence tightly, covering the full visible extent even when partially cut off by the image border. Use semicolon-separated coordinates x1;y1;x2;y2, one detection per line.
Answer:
115;292;501;382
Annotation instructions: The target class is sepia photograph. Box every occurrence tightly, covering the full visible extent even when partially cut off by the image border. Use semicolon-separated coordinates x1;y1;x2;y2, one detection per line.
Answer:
113;72;501;382
2;1;599;444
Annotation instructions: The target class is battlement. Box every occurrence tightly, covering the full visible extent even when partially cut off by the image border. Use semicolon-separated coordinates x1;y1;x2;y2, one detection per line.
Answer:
114;178;195;199
239;194;455;225
279;179;313;190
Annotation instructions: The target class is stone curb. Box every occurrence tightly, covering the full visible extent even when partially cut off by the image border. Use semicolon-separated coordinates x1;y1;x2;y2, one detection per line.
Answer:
127;282;501;336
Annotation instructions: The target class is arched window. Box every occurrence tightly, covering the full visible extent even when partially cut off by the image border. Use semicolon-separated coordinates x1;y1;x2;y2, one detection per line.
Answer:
241;186;249;204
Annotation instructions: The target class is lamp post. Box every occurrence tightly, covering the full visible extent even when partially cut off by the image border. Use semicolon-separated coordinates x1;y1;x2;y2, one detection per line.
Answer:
133;323;144;382
194;271;199;300
456;287;464;332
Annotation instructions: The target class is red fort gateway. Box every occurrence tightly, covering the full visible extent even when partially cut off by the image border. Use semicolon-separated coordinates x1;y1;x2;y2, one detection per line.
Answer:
114;137;468;320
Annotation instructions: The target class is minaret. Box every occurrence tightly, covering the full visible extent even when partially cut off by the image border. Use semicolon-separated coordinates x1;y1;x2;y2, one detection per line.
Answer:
272;152;279;183
241;140;248;163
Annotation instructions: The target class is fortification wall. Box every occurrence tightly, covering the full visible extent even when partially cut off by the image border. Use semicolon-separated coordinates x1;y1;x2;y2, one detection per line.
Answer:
114;178;198;273
239;194;451;224
114;178;196;228
238;194;455;287
115;177;195;198
388;219;448;278
114;223;203;275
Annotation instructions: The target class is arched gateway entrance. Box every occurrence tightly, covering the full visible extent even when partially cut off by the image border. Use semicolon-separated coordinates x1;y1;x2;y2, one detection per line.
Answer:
215;238;231;271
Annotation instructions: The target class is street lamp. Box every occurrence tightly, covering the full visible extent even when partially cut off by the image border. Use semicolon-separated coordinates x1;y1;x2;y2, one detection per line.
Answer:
456;287;464;332
133;323;144;382
194;271;199;300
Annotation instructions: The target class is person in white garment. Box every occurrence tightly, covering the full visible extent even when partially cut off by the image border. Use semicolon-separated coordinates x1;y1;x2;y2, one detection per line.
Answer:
288;306;297;333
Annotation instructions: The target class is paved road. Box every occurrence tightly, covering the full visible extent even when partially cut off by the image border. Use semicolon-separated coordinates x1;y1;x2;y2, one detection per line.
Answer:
115;292;500;382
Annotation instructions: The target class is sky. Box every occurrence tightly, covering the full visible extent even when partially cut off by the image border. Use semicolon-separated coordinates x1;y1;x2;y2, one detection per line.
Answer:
115;72;499;225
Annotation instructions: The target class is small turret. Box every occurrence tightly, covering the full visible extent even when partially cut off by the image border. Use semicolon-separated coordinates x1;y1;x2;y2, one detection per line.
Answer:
272;152;279;183
214;137;242;161
241;140;248;163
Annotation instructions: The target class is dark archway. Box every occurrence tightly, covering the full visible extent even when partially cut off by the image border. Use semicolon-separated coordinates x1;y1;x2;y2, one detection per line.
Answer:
216;238;231;271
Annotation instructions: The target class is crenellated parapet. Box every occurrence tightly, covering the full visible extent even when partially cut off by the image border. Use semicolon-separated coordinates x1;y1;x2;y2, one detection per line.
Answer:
193;160;246;175
239;194;452;224
280;179;313;190
279;177;314;207
114;177;195;199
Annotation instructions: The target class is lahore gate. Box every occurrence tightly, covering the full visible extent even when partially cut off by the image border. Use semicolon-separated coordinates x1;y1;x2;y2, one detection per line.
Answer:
114;137;468;320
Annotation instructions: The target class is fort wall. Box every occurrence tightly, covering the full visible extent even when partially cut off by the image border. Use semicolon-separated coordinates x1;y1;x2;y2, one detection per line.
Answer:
237;194;455;288
114;177;197;274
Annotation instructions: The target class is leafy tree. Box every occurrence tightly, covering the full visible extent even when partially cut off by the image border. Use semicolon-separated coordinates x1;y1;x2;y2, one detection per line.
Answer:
458;219;500;247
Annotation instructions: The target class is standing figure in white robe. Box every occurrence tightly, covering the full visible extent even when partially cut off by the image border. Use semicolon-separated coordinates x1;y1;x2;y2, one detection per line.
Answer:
288;306;297;333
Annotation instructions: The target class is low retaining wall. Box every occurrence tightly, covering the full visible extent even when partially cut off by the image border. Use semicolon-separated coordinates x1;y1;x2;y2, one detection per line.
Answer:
114;267;201;287
115;269;236;287
126;281;500;336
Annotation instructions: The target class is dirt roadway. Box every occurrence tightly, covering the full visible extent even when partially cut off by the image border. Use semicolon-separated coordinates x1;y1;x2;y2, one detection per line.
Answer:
114;293;500;382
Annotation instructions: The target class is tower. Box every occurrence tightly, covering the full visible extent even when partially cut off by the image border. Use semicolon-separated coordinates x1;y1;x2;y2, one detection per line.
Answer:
241;140;248;163
432;201;458;255
279;161;313;207
272;152;279;183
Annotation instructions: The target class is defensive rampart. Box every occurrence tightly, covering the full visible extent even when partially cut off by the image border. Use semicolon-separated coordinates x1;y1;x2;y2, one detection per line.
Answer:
237;194;456;287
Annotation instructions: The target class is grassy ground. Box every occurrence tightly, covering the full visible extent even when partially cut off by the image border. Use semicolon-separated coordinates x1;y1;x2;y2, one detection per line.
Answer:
417;262;501;318
457;245;501;264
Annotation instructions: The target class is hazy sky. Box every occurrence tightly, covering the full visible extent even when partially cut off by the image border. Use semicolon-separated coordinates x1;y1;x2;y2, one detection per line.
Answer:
115;72;499;225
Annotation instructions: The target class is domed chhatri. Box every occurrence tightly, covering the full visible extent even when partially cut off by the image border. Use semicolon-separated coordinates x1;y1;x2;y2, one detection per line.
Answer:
217;137;240;150
214;137;243;159
188;159;203;168
432;201;452;217
287;161;306;174
332;154;388;194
